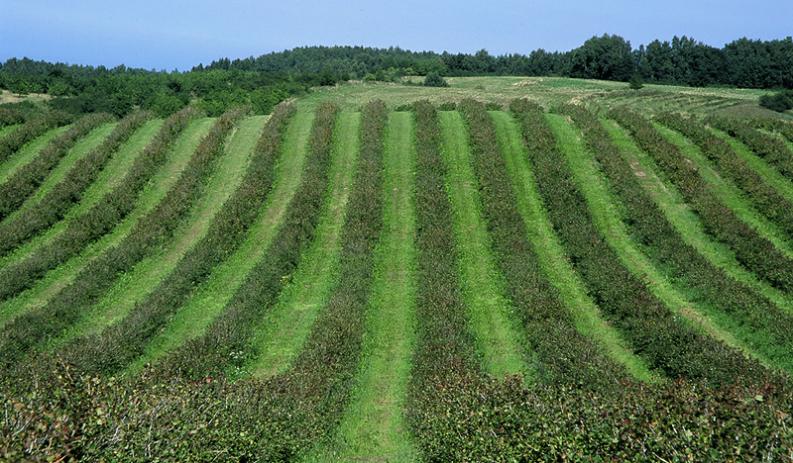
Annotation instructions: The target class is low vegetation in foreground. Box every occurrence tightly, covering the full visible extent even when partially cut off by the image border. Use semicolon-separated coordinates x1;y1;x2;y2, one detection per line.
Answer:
0;74;792;461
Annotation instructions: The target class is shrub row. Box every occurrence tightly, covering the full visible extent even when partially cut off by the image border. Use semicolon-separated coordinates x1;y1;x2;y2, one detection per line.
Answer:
611;109;793;294
563;104;789;376
658;112;793;240
0;108;244;372
0;106;199;302
0;111;72;163
3;361;791;462
458;99;628;387
140;100;383;458
710;116;793;181
59;103;302;375
149;101;337;380
0;112;113;220
0;111;151;256
407;101;483;458
512;99;759;384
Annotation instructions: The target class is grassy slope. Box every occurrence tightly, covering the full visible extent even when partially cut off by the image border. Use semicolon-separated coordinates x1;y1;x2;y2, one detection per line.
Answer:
249;111;360;377
0;120;163;269
0;118;213;328
308;111;418;462
655;123;793;258
711;128;793;207
438;111;528;378
549;114;768;368
0;126;69;184
120;111;314;372
490;111;655;382
51;116;267;350
603;120;793;315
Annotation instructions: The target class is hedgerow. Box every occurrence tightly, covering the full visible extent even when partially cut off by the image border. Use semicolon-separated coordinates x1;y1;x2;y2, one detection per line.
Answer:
0;112;113;220
658;112;793;240
0;110;151;256
61;103;302;375
0;107;243;372
512;99;759;384
710;116;793;182
0;106;199;301
563;104;792;375
611;108;793;294
151;102;337;379
0;111;71;163
458;99;627;387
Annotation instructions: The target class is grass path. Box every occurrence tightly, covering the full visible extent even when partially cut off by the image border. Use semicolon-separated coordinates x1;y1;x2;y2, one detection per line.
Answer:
0;126;68;184
0;120;163;269
655;123;793;259
604;119;793;314
711;128;793;207
491;111;655;382
248;112;360;377
438;111;527;378
307;111;418;463
5;122;117;225
49;116;267;350
0;118;213;328
120;111;314;372
549;115;769;368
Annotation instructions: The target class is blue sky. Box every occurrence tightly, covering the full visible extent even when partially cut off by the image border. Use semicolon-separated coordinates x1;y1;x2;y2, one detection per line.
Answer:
2;0;791;70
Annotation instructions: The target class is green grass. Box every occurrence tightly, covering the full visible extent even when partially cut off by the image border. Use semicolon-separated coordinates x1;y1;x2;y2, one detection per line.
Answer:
0;125;69;184
603;119;793;315
119;111;314;373
300;76;768;111
438;111;528;378
49;116;267;352
248;111;360;377
306;111;418;463
710;127;793;206
654;123;793;259
491;111;656;383
549;114;770;369
0;119;163;270
0;118;214;329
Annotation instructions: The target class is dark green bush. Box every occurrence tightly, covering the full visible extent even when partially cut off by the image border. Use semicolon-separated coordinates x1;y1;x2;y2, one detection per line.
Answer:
759;89;793;112
423;72;448;87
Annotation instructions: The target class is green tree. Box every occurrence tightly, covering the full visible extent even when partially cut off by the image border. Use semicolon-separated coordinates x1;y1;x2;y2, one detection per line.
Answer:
424;72;448;87
629;73;644;90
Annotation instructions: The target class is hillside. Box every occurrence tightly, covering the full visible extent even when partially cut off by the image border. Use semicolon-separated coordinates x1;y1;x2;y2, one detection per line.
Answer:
1;77;793;461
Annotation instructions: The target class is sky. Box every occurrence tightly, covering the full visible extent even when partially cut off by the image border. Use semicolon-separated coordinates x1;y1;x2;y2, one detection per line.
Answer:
1;0;792;71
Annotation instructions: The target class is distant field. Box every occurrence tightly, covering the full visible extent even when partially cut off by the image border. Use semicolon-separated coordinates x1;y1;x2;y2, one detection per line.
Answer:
2;77;793;461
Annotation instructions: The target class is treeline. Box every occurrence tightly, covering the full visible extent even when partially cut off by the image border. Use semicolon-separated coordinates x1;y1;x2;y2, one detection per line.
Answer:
0;59;319;117
199;36;793;89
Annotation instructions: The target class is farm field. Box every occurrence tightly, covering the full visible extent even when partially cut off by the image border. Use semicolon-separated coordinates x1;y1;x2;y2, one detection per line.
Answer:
1;77;793;461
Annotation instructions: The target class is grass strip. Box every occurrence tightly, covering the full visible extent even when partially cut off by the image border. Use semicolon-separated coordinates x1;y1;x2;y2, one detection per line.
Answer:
438;110;527;378
489;109;653;384
0;109;242;372
611;109;793;295
50;115;267;351
514;100;758;384
248;111;360;377
0;111;150;255
0;108;200;302
0;113;113;220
